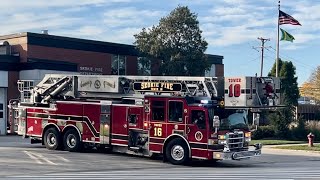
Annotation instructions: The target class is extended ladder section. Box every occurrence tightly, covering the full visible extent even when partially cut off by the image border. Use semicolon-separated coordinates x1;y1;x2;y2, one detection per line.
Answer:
20;74;222;104
17;74;284;109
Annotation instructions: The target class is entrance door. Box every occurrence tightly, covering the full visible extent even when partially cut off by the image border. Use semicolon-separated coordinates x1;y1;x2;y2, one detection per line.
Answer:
187;109;208;158
0;88;7;135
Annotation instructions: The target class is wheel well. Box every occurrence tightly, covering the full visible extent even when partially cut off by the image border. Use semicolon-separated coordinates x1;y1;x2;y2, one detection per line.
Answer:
62;125;82;141
163;135;191;160
42;124;61;145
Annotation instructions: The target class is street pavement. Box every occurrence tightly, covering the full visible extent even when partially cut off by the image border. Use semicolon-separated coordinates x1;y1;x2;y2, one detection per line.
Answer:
1;135;320;180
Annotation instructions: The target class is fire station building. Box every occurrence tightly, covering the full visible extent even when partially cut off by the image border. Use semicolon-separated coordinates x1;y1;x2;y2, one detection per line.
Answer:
0;31;224;135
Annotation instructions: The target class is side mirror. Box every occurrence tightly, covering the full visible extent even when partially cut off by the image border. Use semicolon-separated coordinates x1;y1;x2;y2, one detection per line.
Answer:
213;116;220;128
213;116;220;134
252;113;260;130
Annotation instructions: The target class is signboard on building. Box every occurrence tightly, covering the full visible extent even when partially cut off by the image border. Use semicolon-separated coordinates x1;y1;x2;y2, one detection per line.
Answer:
79;66;103;75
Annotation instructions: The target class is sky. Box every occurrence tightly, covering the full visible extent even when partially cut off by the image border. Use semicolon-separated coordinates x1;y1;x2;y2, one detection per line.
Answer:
0;0;319;86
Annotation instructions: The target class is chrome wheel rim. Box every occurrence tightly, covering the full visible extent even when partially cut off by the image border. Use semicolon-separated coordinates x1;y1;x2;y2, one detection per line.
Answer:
66;134;76;148
171;145;184;161
47;133;56;147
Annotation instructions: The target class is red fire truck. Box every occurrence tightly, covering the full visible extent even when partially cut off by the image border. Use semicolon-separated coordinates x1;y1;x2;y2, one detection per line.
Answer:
9;74;282;165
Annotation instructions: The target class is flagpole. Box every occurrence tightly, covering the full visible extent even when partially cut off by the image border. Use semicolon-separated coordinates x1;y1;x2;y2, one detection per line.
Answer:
276;1;280;77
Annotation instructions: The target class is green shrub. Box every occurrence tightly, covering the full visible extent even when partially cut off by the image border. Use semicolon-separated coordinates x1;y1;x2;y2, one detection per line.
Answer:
252;125;275;140
290;118;308;140
268;110;292;139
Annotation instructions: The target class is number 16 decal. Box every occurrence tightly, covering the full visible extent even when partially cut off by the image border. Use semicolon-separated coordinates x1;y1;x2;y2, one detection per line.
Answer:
229;84;241;97
154;127;162;136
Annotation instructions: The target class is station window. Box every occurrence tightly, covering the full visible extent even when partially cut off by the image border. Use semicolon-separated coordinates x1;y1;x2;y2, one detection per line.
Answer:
111;54;126;75
0;104;2;110
169;101;183;122
0;112;3;118
137;57;151;75
151;101;165;121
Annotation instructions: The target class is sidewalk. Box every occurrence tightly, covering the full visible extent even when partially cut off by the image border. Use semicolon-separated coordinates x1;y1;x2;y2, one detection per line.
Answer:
262;143;320;157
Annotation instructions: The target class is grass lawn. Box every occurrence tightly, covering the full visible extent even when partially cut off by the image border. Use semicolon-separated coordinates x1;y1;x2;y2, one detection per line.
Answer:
250;139;306;146
274;144;320;151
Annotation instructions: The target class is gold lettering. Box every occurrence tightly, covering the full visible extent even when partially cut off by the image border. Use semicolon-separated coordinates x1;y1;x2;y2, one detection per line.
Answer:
154;124;162;127
160;83;173;90
169;83;173;90
136;82;180;91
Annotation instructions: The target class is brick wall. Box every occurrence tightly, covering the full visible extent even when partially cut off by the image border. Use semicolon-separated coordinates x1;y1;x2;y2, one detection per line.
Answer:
27;45;112;74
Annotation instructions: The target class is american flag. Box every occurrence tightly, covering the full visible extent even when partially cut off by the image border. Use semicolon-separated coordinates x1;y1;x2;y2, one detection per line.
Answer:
279;10;301;25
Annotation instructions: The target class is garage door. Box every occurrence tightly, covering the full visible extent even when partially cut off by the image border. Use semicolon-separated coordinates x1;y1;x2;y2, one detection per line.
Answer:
0;88;7;135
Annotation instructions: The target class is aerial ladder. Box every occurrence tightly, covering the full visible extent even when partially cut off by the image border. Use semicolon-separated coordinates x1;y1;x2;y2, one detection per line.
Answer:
16;74;224;105
16;74;282;108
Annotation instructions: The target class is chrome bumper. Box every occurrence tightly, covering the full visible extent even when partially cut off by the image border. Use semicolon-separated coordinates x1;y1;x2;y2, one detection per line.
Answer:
213;143;262;160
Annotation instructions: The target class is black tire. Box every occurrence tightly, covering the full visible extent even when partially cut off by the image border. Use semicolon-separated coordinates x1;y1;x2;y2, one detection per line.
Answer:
43;127;62;150
63;129;82;152
165;138;189;165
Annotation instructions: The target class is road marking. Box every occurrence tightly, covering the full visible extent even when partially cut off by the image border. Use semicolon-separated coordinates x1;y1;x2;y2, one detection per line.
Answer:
10;169;320;180
55;155;70;162
23;151;43;164
29;151;58;165
23;151;57;165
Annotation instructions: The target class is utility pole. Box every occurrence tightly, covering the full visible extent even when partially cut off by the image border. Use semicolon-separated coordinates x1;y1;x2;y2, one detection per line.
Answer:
256;37;270;77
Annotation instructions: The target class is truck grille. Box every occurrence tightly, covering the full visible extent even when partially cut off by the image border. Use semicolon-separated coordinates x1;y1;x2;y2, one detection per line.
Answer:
227;132;244;150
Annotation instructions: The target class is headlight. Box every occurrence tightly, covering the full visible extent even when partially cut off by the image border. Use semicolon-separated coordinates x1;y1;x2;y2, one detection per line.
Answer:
245;132;251;138
245;132;251;141
218;135;227;140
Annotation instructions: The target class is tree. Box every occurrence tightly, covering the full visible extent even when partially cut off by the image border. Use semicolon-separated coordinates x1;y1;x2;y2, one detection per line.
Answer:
268;59;300;106
300;66;320;103
134;6;209;76
300;82;316;100
268;59;300;138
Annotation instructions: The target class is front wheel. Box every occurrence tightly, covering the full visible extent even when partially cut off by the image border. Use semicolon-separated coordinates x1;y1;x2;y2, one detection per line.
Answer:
63;129;82;152
165;139;189;165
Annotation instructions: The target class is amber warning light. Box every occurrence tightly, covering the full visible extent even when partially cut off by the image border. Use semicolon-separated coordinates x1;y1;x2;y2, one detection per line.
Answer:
133;82;182;92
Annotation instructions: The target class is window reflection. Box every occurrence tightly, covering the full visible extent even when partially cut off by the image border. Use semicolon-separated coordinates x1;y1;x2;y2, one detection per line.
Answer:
111;55;126;75
137;57;151;75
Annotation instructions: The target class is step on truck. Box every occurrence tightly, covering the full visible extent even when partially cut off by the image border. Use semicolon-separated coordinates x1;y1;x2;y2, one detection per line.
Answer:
9;74;282;165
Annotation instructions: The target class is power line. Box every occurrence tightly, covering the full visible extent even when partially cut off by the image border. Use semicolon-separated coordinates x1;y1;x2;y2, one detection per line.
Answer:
267;46;316;71
264;51;314;77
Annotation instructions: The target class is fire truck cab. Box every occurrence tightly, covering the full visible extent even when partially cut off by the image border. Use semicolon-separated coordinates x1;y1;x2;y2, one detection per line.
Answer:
9;75;282;165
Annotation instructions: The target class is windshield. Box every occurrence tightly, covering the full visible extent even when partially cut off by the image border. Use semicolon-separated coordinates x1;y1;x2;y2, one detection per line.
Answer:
208;108;249;131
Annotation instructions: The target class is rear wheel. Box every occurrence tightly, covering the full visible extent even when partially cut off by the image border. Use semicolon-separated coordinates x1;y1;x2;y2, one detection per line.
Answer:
43;127;61;150
165;139;189;165
63;129;82;152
